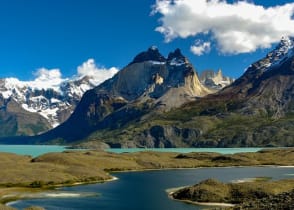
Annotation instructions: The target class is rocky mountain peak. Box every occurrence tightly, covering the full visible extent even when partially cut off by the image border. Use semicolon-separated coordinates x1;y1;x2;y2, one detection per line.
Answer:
265;36;294;66
245;36;294;74
130;46;166;65
167;48;184;60
200;69;234;90
110;47;211;102
0;74;107;131
167;48;188;66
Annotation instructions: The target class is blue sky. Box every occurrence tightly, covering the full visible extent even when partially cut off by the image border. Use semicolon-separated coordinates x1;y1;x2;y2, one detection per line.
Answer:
0;0;294;81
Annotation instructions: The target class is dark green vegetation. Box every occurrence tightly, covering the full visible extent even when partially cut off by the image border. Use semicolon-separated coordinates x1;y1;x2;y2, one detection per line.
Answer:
0;148;293;204
171;178;294;210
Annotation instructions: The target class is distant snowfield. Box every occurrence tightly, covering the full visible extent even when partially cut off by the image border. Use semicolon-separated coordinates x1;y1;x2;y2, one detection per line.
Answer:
0;60;118;128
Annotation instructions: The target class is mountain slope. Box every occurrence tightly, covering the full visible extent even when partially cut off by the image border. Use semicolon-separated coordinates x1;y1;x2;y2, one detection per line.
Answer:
75;38;294;148
127;37;294;147
0;69;117;137
217;36;294;117
30;47;214;143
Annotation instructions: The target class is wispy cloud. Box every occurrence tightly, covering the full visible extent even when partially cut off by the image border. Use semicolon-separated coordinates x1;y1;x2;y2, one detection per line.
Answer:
152;0;294;54
190;40;211;56
77;59;118;85
4;59;118;91
32;68;64;90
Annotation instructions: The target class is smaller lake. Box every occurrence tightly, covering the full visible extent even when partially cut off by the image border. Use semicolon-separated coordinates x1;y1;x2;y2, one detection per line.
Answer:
0;145;266;157
106;147;264;154
0;145;67;157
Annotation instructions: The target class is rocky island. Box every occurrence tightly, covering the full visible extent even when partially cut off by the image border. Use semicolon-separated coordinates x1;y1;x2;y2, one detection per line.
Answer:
171;178;294;209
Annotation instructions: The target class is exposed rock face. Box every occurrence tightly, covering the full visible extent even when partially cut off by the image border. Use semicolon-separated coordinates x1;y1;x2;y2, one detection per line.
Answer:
200;69;234;90
0;96;51;136
133;125;201;148
0;75;103;136
130;46;166;64
219;36;294;117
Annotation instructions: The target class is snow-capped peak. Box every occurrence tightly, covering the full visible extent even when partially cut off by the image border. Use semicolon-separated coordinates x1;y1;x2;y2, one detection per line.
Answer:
150;45;158;51
0;60;118;128
245;36;294;73
167;48;187;66
266;36;294;65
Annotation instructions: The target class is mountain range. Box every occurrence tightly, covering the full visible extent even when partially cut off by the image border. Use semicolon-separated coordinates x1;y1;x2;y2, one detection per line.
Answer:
0;48;231;138
0;69;117;137
1;37;293;148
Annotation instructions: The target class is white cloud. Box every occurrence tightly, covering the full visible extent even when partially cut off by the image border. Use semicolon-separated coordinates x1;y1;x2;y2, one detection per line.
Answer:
190;40;211;55
152;0;294;54
77;58;118;85
34;68;62;81
32;68;64;91
3;60;118;93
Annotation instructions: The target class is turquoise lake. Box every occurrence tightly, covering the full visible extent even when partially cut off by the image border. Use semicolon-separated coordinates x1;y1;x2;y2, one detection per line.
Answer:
0;145;67;157
106;147;264;154
0;145;269;157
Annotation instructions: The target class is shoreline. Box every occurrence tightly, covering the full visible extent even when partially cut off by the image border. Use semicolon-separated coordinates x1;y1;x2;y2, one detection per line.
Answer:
111;164;294;174
167;188;235;207
2;175;119;207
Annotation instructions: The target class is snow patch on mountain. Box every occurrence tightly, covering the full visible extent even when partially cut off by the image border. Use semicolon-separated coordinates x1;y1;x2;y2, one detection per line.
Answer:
266;36;294;68
247;36;294;72
169;58;185;66
0;59;118;128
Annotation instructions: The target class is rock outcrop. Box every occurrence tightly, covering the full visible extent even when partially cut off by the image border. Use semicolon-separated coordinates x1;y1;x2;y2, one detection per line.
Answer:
200;69;234;90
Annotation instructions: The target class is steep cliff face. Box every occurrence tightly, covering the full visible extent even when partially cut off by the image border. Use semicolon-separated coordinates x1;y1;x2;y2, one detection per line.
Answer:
218;37;294;117
132;125;202;148
200;69;234;90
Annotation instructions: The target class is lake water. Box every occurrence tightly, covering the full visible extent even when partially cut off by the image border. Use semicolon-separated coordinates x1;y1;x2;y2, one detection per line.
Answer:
0;145;266;157
0;145;67;157
10;166;294;210
106;147;264;154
